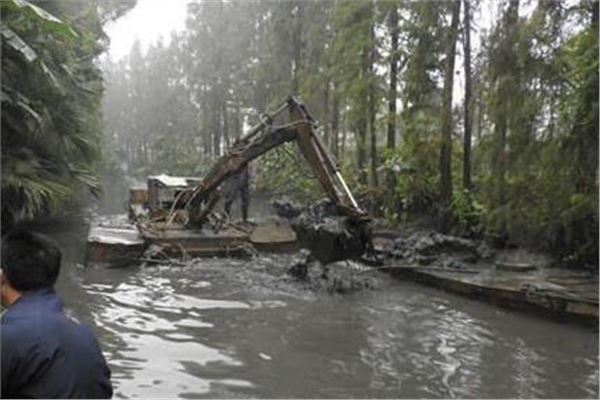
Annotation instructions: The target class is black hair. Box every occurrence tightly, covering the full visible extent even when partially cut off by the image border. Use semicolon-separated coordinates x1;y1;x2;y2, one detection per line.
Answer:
1;230;62;291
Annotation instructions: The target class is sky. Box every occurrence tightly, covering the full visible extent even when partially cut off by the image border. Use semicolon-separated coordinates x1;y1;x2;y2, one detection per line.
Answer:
105;0;190;61
102;0;535;107
105;0;503;62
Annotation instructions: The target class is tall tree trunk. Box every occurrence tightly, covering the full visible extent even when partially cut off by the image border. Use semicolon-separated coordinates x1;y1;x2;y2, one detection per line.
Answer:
462;0;473;191
341;99;347;158
323;78;330;148
476;80;483;142
357;105;368;186
332;81;339;158
233;101;241;139
212;90;221;157
495;0;519;235
222;100;229;149
493;116;508;239
357;5;372;187
357;116;368;186
387;2;399;213
439;0;461;233
368;26;378;213
291;1;302;94
369;91;377;189
357;68;368;186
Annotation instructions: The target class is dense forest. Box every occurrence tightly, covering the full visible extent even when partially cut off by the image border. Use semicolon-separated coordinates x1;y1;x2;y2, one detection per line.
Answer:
2;0;598;268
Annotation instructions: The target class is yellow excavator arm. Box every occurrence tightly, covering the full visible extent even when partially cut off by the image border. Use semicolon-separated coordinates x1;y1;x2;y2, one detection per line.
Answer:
186;96;366;228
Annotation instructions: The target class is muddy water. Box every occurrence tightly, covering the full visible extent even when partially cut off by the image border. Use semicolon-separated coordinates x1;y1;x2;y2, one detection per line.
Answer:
53;248;599;399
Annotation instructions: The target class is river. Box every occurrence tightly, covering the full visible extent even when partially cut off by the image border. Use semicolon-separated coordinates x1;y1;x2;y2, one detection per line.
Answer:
49;221;599;399
23;216;599;398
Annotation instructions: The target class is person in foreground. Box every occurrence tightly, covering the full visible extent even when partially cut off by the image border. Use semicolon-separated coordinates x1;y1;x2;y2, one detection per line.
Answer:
1;230;113;399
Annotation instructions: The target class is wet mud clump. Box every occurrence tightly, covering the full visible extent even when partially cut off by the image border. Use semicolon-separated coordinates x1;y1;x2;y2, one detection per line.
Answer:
272;197;371;264
285;249;379;294
390;231;494;268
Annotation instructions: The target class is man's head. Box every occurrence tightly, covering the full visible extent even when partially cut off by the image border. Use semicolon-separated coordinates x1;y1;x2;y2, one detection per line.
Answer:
1;230;62;306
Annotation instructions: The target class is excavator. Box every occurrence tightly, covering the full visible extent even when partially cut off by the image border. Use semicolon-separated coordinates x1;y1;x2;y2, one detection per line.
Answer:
87;97;371;267
182;96;372;262
185;96;366;227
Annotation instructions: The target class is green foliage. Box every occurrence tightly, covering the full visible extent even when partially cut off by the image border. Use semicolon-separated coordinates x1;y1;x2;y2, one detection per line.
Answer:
392;101;451;214
464;0;598;266
450;189;485;238
254;143;323;202
1;0;135;229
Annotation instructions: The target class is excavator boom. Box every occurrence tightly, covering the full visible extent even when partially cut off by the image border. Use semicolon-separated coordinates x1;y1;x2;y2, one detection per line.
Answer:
187;97;366;227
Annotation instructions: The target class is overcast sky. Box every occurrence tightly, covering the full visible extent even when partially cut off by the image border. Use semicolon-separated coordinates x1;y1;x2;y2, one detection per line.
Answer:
101;0;537;108
104;0;502;60
105;0;190;61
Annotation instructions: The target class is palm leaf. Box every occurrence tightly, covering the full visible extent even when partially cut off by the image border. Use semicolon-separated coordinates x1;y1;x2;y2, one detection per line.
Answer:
2;153;73;217
1;0;78;39
0;26;37;61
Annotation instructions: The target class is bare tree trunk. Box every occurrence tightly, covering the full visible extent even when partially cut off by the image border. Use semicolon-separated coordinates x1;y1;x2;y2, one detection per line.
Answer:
234;101;241;139
212;90;221;157
439;0;461;233
368;26;378;209
476;80;483;142
222;101;230;149
462;0;473;191
367;5;378;213
357;10;371;187
291;1;302;94
200;90;211;158
495;0;519;234
357;118;367;186
369;102;377;189
387;2;399;212
341;98;347;158
323;78;330;148
332;81;339;158
357;78;368;186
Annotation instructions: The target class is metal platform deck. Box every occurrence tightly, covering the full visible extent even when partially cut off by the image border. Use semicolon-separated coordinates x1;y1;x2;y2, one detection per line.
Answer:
85;217;298;266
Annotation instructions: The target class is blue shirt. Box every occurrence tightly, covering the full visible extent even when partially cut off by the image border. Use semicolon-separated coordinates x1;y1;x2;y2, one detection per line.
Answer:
1;288;113;398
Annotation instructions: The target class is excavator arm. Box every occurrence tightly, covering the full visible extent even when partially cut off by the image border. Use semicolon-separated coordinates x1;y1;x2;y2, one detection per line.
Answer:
186;96;366;227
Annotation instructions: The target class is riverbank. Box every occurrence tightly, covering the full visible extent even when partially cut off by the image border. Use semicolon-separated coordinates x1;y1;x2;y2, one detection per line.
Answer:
368;224;598;328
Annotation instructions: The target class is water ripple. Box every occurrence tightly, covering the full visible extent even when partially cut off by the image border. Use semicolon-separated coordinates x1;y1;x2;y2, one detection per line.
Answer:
58;254;599;399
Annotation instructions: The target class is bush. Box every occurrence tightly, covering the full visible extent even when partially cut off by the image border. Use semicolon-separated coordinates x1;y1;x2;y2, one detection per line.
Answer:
450;189;485;238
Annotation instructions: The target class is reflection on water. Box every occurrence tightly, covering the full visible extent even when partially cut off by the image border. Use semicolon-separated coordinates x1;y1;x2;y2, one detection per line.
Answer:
56;254;598;399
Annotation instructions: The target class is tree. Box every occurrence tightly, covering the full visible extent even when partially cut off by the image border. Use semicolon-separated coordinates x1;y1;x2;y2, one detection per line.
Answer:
368;4;380;213
397;1;446;213
462;0;473;190
332;0;376;187
486;0;520;236
386;1;399;206
1;0;136;231
439;0;461;232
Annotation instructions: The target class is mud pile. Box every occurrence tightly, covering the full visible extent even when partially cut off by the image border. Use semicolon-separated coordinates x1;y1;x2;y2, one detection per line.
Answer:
390;231;494;268
272;197;371;264
285;249;378;294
